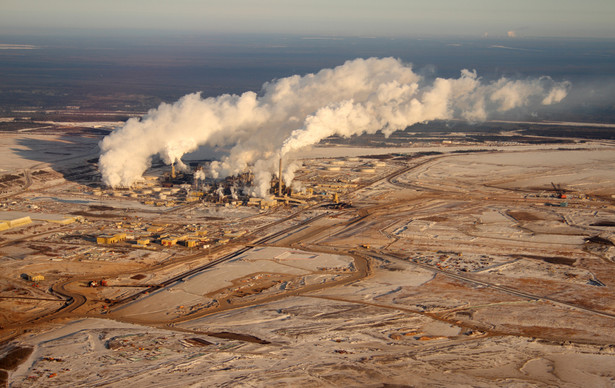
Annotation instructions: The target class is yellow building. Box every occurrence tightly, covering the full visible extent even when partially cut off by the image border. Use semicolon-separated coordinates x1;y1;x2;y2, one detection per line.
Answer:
96;233;127;244
136;238;150;246
161;237;178;246
23;274;45;282
248;197;278;209
49;217;76;225
9;216;32;228
0;216;32;231
185;239;199;248
96;235;111;244
113;233;127;242
186;226;208;236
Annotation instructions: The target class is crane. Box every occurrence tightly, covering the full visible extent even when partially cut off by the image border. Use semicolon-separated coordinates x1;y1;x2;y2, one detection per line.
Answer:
551;182;567;199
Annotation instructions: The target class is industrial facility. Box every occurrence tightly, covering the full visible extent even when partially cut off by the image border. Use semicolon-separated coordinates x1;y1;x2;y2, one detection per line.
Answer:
84;155;384;211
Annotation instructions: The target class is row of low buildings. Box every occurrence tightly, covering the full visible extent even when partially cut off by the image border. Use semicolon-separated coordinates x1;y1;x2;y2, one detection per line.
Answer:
90;183;197;206
96;226;212;249
0;211;81;232
95;222;253;249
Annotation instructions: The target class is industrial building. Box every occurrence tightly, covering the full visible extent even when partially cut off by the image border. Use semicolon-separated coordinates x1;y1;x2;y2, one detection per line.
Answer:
0;215;32;231
0;211;78;230
161;237;178;246
184;239;199;248
21;274;44;282
97;233;127;244
136;237;150;246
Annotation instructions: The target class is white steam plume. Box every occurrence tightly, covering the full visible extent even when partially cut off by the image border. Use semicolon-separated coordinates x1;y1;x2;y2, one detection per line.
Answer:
194;169;206;181
99;57;570;197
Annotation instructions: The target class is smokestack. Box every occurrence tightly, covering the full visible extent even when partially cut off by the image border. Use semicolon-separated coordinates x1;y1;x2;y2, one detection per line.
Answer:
171;162;176;179
278;157;283;197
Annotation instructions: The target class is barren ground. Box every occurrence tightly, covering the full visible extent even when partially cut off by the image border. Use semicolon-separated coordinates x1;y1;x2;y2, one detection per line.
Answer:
1;125;615;387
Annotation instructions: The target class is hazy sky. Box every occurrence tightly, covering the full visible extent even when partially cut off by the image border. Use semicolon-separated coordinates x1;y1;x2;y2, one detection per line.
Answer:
1;0;614;38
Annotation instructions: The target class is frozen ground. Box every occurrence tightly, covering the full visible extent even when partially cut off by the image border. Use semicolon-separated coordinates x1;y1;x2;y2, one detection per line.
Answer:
6;236;615;386
4;302;615;387
111;247;355;322
412;149;615;193
0;133;99;173
2;132;615;386
300;142;613;159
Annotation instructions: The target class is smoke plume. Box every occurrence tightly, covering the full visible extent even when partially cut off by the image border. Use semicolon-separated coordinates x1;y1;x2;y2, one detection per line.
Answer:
99;57;570;197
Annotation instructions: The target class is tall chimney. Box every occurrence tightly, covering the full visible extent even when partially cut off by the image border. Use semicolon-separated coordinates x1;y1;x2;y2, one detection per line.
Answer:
278;157;283;197
171;162;176;179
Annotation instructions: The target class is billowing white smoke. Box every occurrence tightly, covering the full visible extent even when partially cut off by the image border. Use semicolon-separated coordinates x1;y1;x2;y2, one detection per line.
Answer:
194;169;206;181
283;161;302;190
99;57;570;197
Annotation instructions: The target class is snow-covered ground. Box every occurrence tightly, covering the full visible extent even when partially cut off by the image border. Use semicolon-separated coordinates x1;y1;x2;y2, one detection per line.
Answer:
2;137;615;386
112;247;355;322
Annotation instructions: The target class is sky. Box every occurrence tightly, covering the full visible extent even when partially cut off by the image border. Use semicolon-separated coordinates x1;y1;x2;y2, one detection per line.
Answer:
1;0;615;39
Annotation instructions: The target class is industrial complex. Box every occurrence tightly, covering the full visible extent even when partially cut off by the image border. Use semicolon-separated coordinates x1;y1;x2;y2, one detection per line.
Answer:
1;118;615;386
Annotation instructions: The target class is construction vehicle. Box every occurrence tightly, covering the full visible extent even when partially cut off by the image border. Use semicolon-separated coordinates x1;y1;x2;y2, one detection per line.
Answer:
551;182;567;199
